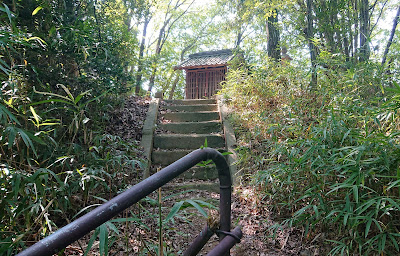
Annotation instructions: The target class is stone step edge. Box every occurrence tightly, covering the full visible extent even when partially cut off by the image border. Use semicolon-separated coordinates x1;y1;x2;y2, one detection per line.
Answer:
161;111;220;114
161;112;221;123
150;166;219;181
159;120;221;125
151;149;227;163
140;98;160;179
164;104;218;108
163;99;216;105
157;122;222;134
161;181;219;193
152;148;226;153
154;133;224;138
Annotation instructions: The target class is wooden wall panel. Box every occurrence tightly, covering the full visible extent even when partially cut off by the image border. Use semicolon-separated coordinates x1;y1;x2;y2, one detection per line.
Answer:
185;66;227;99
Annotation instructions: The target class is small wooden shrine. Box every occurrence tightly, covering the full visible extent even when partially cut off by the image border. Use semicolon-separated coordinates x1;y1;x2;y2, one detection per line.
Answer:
175;49;234;99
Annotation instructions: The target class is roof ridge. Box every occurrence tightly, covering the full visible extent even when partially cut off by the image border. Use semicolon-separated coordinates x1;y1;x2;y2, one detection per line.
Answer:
174;49;235;70
189;49;233;58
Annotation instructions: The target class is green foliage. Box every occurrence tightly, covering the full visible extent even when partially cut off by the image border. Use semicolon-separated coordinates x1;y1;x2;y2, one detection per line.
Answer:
130;191;216;256
0;2;144;254
0;133;143;254
165;198;216;223
261;104;400;254
1;0;398;254
222;57;400;254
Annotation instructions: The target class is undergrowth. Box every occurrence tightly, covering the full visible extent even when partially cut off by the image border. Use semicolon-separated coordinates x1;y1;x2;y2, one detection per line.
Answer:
0;84;144;254
221;61;400;255
0;4;145;254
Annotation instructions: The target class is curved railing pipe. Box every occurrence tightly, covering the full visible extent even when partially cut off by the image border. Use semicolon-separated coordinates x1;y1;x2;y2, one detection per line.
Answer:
17;148;232;256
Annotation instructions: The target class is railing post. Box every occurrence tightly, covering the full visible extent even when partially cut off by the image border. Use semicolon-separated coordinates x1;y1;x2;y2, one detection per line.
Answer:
206;226;242;256
183;225;214;256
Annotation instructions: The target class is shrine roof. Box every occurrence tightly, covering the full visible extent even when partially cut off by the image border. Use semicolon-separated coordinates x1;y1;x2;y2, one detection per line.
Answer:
175;49;234;70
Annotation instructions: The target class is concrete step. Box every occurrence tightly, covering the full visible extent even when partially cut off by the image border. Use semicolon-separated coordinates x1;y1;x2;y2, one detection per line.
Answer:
165;104;218;112
159;121;221;134
152;150;190;165
164;99;216;105
152;149;225;165
162;181;219;192
154;134;225;149
180;166;219;180
162;112;220;122
152;165;219;180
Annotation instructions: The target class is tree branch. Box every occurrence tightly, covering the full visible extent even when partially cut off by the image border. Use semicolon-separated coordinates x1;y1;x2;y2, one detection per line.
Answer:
370;0;389;33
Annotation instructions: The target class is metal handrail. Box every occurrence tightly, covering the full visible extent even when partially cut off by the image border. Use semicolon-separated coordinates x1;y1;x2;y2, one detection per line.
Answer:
17;148;236;256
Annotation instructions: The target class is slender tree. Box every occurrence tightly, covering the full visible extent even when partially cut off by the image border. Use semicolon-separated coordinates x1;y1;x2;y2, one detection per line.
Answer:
267;9;280;60
130;0;155;94
381;5;400;67
147;0;195;93
306;0;317;88
135;15;151;94
359;0;370;61
216;0;252;49
167;6;217;98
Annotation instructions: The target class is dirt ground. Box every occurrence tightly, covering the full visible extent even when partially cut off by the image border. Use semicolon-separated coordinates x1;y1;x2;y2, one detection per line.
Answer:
65;184;318;256
106;95;150;141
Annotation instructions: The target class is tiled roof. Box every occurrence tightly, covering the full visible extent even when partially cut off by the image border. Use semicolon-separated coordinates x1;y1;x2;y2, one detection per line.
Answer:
175;49;234;69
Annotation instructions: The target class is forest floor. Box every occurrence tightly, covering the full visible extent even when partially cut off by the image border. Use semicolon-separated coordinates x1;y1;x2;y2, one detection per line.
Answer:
66;96;319;255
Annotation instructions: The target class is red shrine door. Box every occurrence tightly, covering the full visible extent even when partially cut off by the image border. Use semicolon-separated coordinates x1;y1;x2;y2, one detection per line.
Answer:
185;67;227;99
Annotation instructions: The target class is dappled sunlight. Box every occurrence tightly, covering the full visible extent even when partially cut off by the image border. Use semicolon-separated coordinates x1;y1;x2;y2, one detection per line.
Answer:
2;0;400;255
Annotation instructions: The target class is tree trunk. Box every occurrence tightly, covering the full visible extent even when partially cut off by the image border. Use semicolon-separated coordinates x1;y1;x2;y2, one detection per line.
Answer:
331;0;344;54
147;65;157;93
347;0;354;59
169;72;181;99
93;0;102;41
344;37;350;62
359;0;370;62
267;11;280;60
354;0;358;62
135;16;150;94
318;0;334;52
381;6;400;67
235;28;243;49
147;4;173;93
307;0;317;88
328;0;337;53
148;23;165;92
147;0;195;93
168;41;197;99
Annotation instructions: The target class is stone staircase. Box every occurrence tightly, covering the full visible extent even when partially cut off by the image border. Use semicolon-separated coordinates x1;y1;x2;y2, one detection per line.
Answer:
151;99;226;182
137;97;238;252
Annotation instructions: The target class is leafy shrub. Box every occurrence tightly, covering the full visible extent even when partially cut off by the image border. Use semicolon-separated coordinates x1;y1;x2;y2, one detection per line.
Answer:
222;60;400;254
0;4;143;254
0;131;144;255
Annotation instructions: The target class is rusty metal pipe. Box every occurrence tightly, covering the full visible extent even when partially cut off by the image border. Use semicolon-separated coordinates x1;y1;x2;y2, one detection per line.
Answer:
206;226;242;256
17;148;231;256
183;225;214;256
